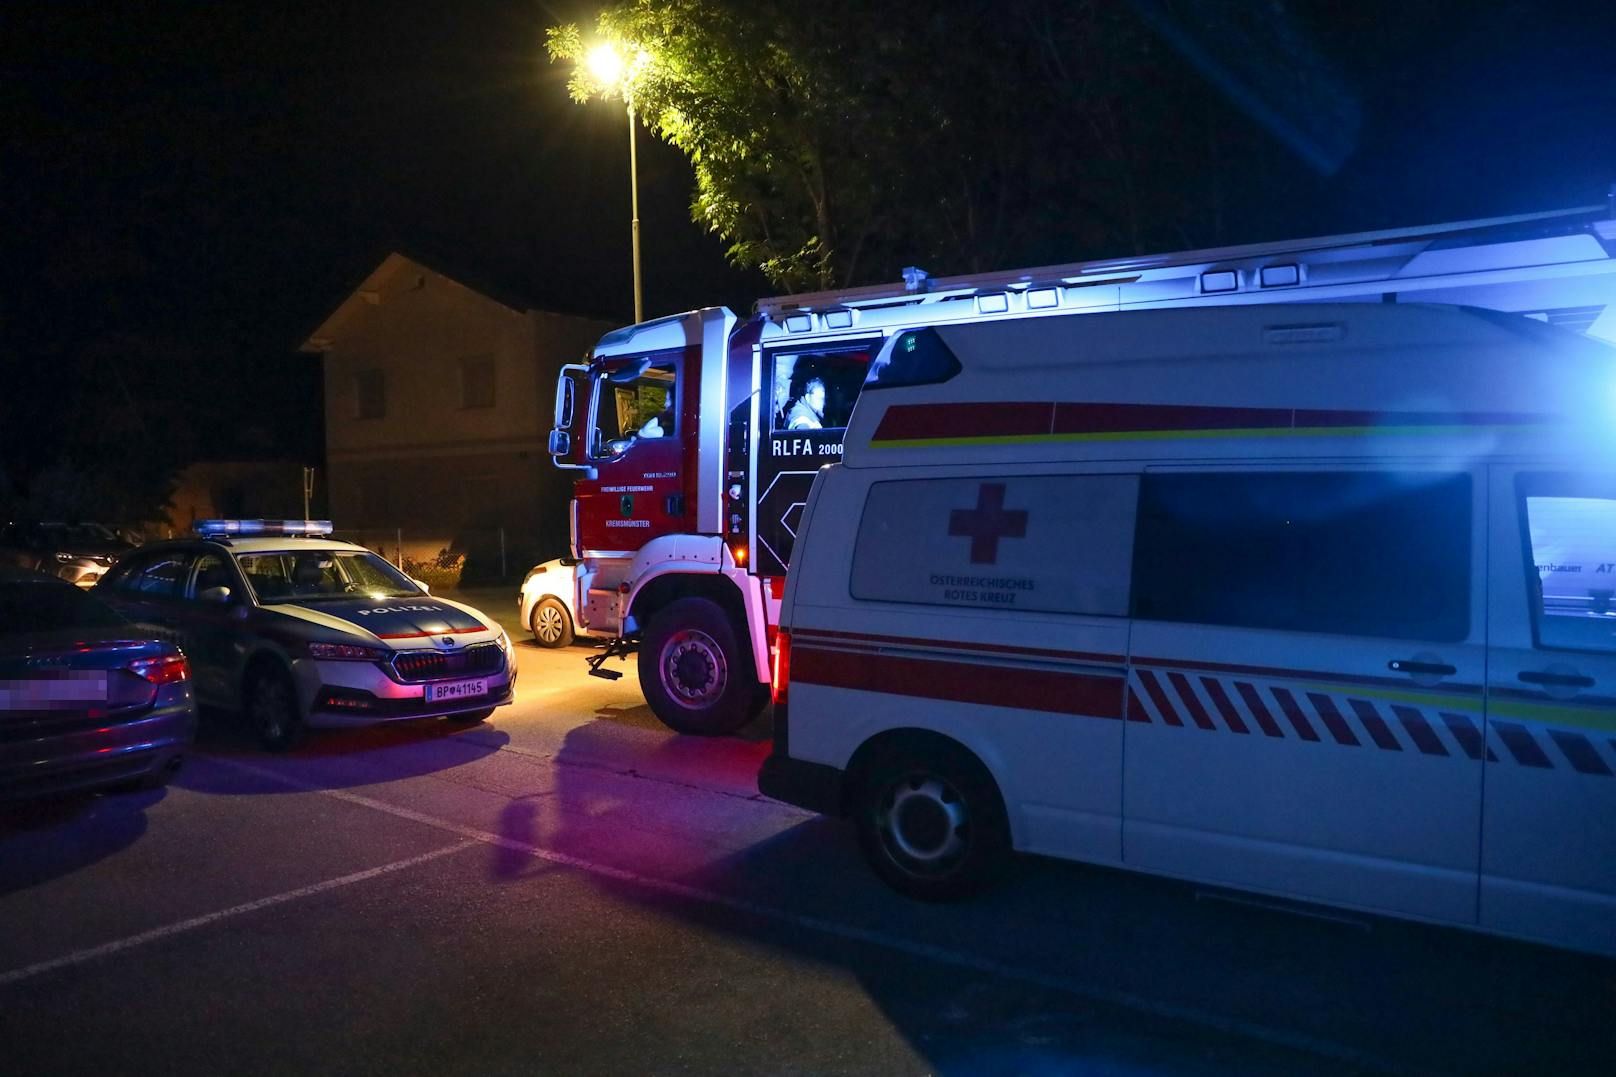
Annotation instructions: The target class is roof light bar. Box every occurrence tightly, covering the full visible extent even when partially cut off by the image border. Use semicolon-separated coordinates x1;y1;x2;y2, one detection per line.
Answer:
194;519;334;538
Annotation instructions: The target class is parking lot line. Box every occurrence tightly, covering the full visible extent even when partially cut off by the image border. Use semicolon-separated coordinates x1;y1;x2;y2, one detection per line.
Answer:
0;839;479;989
203;757;1411;1074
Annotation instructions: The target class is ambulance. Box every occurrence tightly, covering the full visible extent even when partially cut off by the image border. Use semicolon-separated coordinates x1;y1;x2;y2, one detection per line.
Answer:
760;301;1616;957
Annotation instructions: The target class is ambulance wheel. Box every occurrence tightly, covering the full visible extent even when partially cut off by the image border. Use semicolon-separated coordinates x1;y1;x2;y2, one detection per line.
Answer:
855;740;1010;901
530;597;574;648
245;664;304;752
639;596;765;736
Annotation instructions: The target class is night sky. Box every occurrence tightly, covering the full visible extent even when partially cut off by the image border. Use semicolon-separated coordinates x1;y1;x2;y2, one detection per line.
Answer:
4;1;1615;497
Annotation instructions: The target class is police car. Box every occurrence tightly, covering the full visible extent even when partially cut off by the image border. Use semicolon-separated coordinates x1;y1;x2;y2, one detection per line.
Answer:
97;521;515;749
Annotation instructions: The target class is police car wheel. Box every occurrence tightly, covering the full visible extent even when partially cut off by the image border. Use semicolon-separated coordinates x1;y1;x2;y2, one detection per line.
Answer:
530;597;574;648
246;666;304;752
638;596;764;736
855;742;1010;901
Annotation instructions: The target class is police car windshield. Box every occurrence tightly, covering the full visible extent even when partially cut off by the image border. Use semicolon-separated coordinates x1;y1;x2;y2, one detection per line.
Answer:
236;550;421;604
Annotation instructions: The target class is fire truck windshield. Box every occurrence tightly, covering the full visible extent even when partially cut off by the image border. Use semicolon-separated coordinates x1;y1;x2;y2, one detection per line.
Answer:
591;359;677;457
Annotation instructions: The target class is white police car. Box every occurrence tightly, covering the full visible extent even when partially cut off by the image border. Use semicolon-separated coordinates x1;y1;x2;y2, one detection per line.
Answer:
97;521;515;749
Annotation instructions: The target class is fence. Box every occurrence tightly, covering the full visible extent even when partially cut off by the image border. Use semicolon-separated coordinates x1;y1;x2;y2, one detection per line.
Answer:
331;526;562;590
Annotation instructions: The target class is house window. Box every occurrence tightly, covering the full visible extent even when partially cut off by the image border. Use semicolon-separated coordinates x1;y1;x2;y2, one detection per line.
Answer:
461;356;496;409
355;369;386;420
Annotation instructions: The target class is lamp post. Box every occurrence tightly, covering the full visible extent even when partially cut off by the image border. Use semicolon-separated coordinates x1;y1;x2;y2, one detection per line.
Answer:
586;44;643;324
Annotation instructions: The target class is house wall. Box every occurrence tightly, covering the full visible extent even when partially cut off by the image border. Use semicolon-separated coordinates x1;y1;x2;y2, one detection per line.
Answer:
316;259;612;579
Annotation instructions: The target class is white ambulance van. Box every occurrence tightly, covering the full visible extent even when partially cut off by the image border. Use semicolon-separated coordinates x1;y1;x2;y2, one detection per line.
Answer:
759;302;1616;957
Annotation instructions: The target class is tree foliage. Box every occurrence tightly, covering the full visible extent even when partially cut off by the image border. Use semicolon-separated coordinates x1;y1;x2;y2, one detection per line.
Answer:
550;1;1330;293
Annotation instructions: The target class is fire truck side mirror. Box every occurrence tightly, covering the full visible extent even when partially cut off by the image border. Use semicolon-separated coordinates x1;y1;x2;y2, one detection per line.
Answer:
606;357;651;384
548;429;571;458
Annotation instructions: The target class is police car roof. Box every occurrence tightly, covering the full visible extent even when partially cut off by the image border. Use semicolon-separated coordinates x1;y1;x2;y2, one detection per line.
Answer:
220;537;370;555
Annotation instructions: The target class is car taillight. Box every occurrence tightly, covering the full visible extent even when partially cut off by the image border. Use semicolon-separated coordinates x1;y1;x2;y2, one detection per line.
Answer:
128;653;190;685
771;629;790;706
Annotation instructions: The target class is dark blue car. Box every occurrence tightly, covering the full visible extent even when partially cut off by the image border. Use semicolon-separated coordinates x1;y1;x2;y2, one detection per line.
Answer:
0;566;195;800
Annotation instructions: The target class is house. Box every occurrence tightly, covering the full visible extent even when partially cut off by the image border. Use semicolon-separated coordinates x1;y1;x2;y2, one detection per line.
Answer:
300;253;614;582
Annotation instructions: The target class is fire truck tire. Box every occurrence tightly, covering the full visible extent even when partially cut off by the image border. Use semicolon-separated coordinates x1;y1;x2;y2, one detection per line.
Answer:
639;596;765;736
853;739;1011;901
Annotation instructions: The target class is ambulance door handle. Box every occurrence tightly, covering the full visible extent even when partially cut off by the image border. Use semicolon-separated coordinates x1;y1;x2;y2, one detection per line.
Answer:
1388;659;1456;676
1517;670;1594;688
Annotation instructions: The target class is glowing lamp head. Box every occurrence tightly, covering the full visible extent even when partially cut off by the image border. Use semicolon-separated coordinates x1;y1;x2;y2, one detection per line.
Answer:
586;44;624;89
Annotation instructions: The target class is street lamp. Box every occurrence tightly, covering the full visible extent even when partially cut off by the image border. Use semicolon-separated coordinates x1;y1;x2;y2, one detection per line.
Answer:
585;44;643;324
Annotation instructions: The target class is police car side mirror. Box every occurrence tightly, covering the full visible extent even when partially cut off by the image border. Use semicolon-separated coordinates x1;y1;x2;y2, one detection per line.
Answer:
199;585;232;604
409;576;431;595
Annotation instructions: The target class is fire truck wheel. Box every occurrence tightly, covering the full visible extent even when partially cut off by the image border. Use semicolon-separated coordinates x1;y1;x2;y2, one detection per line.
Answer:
639;596;765;736
530;597;574;648
854;740;1011;901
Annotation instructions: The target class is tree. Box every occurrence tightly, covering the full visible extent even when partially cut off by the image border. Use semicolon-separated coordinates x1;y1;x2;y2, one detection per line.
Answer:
551;2;1333;292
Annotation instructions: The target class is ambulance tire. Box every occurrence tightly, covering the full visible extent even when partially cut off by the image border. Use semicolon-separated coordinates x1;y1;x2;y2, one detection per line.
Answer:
639;596;765;736
854;740;1011;901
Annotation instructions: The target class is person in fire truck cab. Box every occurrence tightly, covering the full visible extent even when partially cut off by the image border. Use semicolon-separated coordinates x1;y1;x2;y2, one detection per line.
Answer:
786;378;826;430
637;408;671;438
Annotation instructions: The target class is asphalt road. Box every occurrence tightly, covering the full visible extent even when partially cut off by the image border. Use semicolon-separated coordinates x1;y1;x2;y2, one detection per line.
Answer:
2;634;1613;1076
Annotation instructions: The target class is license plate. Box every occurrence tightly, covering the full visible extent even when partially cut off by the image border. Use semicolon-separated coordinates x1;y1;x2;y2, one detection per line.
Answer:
425;678;487;703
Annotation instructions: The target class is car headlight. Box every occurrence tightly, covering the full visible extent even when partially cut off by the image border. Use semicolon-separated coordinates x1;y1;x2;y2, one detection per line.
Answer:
55;552;75;563
307;641;390;662
494;629;513;654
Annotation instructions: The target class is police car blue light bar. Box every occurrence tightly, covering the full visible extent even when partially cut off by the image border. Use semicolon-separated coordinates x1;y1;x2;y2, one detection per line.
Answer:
193;519;334;538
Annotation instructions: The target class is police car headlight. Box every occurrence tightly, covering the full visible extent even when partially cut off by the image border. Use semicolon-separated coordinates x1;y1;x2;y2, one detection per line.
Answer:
494;629;513;654
307;642;389;662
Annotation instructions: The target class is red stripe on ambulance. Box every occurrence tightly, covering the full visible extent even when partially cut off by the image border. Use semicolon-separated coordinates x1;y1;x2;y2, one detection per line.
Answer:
791;645;1124;719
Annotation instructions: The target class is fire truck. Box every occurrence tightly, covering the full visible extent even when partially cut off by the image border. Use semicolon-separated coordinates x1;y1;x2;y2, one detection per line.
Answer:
549;194;1616;735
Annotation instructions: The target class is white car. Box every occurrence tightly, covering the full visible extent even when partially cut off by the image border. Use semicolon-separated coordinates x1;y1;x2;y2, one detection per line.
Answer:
518;557;578;648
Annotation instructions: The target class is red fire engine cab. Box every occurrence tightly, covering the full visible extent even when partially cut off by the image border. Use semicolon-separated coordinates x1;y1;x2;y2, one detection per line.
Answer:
549;194;1616;735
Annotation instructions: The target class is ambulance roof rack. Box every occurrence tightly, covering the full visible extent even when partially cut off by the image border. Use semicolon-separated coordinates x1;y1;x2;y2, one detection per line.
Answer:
755;198;1615;320
194;519;334;541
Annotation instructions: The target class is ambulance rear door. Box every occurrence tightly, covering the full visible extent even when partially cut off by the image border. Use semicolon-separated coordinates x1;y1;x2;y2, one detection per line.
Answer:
787;463;1139;865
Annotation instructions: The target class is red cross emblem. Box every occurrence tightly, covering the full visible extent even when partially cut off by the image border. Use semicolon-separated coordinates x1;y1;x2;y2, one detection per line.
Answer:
948;483;1028;564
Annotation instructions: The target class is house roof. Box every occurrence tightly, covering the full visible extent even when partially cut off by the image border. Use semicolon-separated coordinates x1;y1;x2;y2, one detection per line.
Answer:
299;251;534;354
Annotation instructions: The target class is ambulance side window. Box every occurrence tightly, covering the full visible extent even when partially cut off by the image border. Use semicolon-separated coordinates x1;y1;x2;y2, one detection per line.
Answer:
1132;471;1470;641
1518;473;1616;654
850;474;1138;616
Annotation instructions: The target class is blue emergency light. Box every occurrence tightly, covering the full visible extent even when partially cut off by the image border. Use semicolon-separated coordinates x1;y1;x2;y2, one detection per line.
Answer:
193;519;335;539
